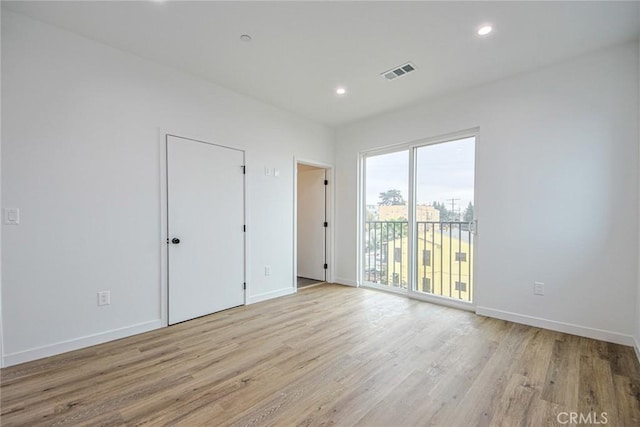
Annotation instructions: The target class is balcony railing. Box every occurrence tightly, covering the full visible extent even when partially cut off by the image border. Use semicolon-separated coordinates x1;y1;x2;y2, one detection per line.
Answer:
364;221;474;302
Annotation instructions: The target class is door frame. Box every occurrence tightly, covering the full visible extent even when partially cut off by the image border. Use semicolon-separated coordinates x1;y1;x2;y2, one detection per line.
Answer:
160;130;247;327
357;127;479;311
293;158;335;289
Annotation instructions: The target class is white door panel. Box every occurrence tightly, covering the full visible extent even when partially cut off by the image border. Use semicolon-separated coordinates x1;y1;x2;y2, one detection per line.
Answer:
167;135;244;325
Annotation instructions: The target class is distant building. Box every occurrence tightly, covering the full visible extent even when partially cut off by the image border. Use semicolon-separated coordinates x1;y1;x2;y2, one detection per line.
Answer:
363;224;473;301
378;204;440;222
416;205;440;222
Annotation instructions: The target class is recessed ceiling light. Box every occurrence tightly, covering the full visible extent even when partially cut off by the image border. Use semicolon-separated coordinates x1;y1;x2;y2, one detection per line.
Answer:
240;34;252;42
335;87;346;96
477;25;493;36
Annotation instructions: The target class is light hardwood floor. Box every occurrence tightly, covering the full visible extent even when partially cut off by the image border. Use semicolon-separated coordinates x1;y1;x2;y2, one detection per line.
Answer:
2;284;639;426
297;277;325;289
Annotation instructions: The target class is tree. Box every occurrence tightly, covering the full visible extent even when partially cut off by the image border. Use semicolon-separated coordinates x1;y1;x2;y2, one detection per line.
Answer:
463;202;474;222
378;189;405;206
433;201;453;222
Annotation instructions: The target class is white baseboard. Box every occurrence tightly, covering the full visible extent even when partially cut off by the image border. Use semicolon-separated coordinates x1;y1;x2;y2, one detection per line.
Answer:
333;277;357;287
476;306;634;346
408;292;475;312
634;337;640;365
2;319;163;367
247;287;295;304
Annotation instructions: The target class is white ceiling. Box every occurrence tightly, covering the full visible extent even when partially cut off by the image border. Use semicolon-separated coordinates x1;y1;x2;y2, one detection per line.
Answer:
4;1;640;127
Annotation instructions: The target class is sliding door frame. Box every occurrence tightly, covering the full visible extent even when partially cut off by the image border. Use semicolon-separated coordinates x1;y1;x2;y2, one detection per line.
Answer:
358;128;479;311
359;145;411;296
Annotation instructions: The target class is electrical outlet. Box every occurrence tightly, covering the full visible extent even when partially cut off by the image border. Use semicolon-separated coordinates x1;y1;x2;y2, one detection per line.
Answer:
533;282;544;296
4;208;20;225
98;291;111;306
264;167;271;177
265;266;271;276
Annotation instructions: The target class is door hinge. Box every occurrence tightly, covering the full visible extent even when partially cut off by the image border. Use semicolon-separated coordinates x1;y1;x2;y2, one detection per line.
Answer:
324;179;328;185
241;165;246;174
243;282;246;290
243;225;246;232
323;221;328;227
324;263;328;270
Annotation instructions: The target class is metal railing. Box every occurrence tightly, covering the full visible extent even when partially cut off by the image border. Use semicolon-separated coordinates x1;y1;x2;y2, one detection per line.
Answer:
364;221;473;301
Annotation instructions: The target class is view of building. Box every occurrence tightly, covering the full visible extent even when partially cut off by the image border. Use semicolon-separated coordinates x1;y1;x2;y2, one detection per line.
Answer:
378;204;440;222
364;220;473;301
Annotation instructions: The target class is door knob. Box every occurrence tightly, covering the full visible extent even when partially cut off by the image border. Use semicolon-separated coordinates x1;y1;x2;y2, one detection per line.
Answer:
171;238;180;244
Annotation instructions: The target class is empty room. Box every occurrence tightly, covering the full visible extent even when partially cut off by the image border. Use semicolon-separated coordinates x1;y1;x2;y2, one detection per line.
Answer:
1;1;640;426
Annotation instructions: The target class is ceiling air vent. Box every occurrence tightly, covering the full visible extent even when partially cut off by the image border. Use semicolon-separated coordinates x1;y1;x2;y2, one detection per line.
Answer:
381;62;416;81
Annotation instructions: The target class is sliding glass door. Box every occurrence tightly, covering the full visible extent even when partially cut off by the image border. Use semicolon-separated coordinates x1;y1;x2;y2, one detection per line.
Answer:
361;134;476;304
362;150;409;291
415;137;475;302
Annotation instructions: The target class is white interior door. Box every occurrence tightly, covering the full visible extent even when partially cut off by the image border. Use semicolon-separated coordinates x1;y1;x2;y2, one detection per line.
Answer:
297;165;326;281
167;135;245;325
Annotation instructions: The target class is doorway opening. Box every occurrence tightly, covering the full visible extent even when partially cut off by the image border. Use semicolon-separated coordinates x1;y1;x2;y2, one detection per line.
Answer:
296;162;331;289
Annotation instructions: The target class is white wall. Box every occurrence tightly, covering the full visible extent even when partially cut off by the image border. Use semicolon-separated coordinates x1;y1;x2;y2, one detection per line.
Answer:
1;11;334;366
0;4;4;368
335;42;639;344
297;165;326;281
637;39;640;356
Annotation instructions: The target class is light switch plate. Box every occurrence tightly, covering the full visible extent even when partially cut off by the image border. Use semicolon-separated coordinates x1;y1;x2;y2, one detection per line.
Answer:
98;291;111;306
4;208;20;225
533;281;544;296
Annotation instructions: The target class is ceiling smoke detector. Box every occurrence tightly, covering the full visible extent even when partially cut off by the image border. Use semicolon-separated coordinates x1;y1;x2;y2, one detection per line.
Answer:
381;62;416;81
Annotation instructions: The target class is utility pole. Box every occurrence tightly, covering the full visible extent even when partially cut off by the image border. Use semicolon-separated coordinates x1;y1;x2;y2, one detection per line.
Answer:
447;198;460;220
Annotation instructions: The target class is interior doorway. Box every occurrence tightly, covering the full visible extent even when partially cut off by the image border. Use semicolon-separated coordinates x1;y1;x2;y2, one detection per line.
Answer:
296;162;329;288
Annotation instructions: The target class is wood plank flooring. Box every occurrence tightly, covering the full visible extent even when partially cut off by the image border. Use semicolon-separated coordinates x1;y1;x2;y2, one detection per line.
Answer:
296;277;324;289
2;284;639;426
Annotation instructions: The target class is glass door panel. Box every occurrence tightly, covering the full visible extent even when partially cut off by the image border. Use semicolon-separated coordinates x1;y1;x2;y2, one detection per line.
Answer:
363;150;409;290
415;137;475;302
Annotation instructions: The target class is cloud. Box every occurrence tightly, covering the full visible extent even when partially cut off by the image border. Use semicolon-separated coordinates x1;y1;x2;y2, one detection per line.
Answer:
365;137;475;211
